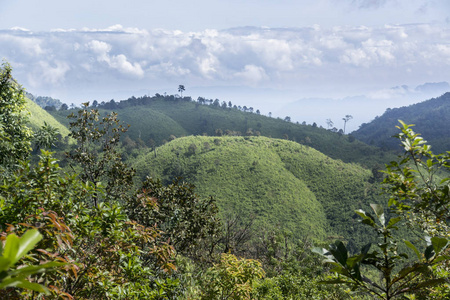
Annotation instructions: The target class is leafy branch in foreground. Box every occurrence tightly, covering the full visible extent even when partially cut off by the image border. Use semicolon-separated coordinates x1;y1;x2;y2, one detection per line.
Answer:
313;204;449;299
0;229;63;294
384;120;450;237
313;121;450;299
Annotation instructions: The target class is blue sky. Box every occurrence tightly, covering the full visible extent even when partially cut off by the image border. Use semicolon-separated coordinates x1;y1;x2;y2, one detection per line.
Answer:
1;0;448;31
0;0;449;130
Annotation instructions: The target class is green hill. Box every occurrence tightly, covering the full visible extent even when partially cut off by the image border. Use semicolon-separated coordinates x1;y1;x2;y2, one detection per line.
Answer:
25;98;71;137
50;95;392;168
134;136;383;248
354;92;450;153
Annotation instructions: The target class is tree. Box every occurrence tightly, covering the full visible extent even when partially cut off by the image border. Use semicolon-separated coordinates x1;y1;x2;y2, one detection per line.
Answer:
313;204;449;300
284;116;291;122
59;103;68;111
178;85;185;97
342;115;353;134
0;61;32;170
326;119;334;129
188;143;198;155
313;122;450;299
66;102;135;206
126;177;220;254
201;253;265;300
384;121;450;236
33;122;60;151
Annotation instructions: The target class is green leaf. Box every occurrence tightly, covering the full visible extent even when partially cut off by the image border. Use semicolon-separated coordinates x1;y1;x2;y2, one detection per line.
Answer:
414;278;446;289
347;254;363;269
433;255;450;264
329;241;348;267
311;247;328;256
8;261;65;278
14;230;42;266
370;204;385;226
387;217;401;229
424;245;434;261
430;237;448;255
0;257;12;272
355;209;376;228
2;233;20;264
404;240;421;260
0;277;49;294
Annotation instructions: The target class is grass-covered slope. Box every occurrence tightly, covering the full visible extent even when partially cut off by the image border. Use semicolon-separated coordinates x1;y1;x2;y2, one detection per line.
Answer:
134;136;383;246
25;98;71;137
354;92;450;153
50;96;392;167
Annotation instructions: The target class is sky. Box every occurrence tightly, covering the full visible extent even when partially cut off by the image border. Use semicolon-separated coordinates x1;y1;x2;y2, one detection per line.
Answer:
0;0;449;131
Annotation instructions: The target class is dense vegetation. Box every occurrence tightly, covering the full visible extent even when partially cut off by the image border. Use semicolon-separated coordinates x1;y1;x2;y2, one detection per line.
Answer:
1;62;449;299
354;92;450;153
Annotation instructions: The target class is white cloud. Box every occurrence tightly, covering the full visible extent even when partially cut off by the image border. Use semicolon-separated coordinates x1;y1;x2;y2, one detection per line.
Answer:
0;23;449;98
235;65;268;85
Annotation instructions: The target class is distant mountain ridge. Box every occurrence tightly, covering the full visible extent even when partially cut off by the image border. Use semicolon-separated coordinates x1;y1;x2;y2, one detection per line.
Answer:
353;92;450;153
49;94;390;167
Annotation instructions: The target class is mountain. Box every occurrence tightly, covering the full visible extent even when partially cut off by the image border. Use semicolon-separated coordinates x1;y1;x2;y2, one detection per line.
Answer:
133;136;384;249
353;92;450;153
49;95;391;168
276;81;450;133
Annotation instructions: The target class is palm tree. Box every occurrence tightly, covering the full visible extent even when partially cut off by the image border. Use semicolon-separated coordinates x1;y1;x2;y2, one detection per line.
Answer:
342;115;353;134
178;85;185;97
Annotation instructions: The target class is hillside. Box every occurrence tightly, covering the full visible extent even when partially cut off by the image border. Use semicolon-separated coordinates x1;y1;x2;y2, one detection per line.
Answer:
354;92;450;153
50;95;393;168
25;98;71;137
134;136;384;249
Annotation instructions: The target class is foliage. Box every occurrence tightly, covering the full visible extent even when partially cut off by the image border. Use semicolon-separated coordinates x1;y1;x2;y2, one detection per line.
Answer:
383;121;450;237
313;122;450;299
0;229;63;295
67;102;135;205
313;204;449;299
200;253;265;300
0;61;32;169
382;121;450;298
126;177;220;255
0;150;177;299
33;122;60;150
254;272;349;300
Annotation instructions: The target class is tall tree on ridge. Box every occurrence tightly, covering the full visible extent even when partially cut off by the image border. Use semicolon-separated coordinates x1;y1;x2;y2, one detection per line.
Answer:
342;115;353;134
178;84;185;97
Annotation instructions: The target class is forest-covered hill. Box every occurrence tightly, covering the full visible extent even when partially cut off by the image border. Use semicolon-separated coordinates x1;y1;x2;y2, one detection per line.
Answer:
49;95;393;168
133;135;384;250
354;92;450;153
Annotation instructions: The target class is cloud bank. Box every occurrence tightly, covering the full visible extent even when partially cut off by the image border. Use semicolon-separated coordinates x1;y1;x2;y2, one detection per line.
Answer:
0;23;449;102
